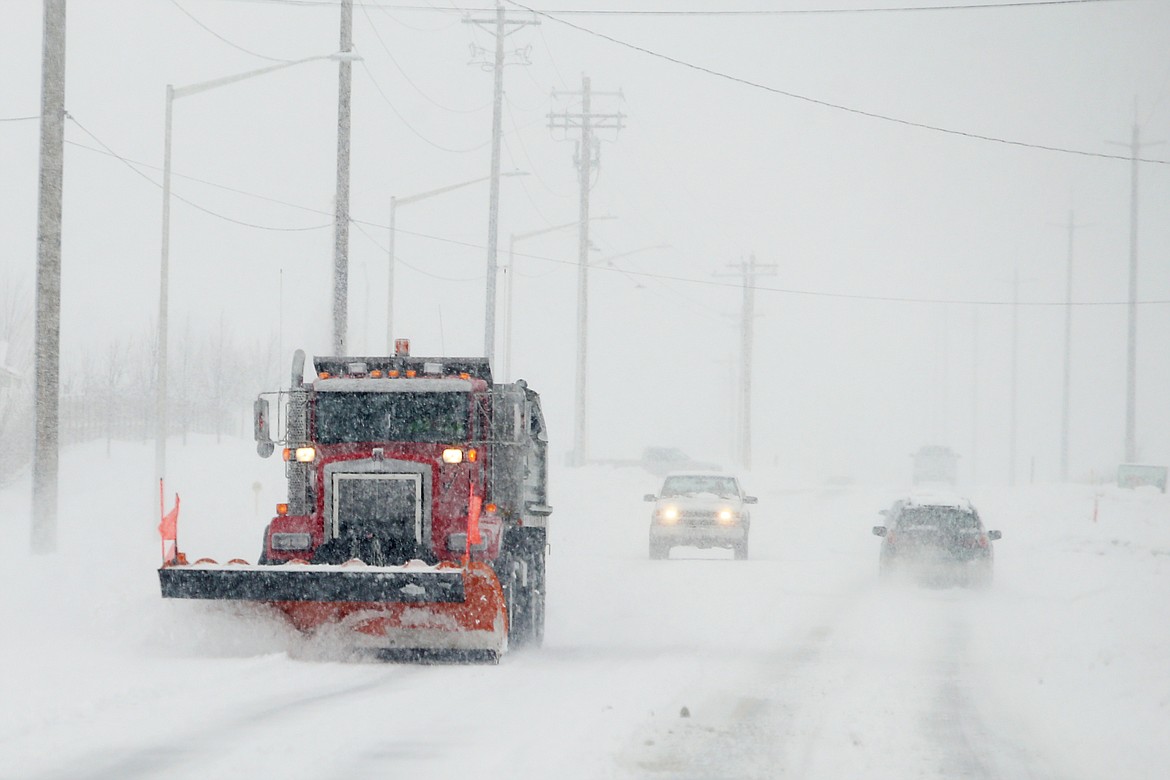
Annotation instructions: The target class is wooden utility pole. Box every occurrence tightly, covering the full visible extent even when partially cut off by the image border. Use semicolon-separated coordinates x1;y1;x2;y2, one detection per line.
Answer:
721;256;776;470
33;0;67;554
464;4;537;363
548;75;624;466
331;0;353;355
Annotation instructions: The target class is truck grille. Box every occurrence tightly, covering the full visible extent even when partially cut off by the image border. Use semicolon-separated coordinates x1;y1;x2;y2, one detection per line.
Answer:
332;473;423;546
678;510;719;526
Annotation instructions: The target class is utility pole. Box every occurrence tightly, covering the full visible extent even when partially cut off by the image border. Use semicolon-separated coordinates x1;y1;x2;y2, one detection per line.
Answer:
464;4;537;363
1059;211;1091;482
1010;267;1019;487
720;255;776;470
548;75;625;466
970;306;978;485
331;0;354;355
33;0;66;554
1107;113;1162;464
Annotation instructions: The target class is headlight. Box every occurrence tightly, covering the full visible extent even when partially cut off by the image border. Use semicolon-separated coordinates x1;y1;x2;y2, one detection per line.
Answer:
658;505;679;524
442;448;464;464
294;446;316;462
717;508;736;524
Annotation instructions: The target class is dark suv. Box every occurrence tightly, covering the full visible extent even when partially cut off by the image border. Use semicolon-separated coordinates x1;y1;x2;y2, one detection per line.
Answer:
871;492;1001;588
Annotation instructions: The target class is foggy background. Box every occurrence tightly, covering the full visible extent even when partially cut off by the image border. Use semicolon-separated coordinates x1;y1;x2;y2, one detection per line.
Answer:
2;0;1169;487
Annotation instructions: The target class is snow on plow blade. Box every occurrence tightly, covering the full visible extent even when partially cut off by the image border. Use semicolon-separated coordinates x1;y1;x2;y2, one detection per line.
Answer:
159;562;465;603
158;560;507;660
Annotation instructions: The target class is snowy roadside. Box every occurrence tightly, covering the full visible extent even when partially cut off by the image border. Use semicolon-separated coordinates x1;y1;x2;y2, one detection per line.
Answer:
2;438;1169;778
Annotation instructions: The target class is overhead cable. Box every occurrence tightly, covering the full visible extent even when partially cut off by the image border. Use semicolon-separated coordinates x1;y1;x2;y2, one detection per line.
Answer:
506;0;1170;165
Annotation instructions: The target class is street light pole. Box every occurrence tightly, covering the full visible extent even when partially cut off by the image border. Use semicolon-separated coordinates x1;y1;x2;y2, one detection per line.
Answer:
155;52;355;490
572;241;671;466
503;215;616;382
332;0;354;356
384;171;526;354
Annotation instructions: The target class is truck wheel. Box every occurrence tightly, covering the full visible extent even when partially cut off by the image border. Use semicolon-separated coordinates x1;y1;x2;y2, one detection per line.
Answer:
502;557;532;648
528;548;546;648
504;547;547;650
649;542;669;560
733;541;749;560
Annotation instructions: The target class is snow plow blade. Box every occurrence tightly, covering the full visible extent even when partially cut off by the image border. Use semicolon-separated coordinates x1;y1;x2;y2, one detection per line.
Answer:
159;563;464;603
158;560;508;659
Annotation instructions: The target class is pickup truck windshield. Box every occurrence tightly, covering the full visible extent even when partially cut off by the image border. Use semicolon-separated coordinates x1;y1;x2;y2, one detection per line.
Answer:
315;391;469;444
661;475;738;498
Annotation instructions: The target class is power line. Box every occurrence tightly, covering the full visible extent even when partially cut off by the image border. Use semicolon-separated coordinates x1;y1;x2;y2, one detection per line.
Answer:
358;1;492;114
65;112;333;232
347;213;1170;308
220;0;1127;14
507;0;1170;166
65;139;332;214
356;56;491;153
350;220;484;281
169;0;295;62
1;115;40;122
62;113;1170;309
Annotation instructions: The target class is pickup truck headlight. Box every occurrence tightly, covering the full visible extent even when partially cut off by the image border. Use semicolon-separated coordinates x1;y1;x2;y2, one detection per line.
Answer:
717;508;736;524
657;505;679;524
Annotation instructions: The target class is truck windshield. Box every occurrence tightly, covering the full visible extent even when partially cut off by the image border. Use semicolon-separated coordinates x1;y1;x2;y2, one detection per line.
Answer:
315;391;470;444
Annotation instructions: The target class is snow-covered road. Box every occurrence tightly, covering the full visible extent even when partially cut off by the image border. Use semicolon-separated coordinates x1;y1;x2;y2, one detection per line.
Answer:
2;437;1167;779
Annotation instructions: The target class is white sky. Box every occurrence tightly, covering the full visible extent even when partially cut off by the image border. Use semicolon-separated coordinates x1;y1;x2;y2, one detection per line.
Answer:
2;0;1169;484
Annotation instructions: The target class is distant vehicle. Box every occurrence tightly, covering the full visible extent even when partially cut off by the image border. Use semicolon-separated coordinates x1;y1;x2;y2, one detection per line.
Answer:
641;447;721;477
911;445;959;486
644;472;756;560
871;491;1001;588
1116;463;1167;492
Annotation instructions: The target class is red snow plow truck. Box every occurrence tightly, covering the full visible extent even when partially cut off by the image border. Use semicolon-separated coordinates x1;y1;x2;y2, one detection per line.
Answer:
158;342;552;661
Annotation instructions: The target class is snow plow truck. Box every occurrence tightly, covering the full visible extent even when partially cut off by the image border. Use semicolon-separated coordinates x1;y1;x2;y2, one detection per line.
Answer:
158;341;552;661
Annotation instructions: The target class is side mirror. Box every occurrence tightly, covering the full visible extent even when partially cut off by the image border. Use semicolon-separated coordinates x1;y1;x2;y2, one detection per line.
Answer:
643;494;658;502
987;530;1002;541
872;526;887;537
743;496;758;504
879;508;890;517
254;398;274;458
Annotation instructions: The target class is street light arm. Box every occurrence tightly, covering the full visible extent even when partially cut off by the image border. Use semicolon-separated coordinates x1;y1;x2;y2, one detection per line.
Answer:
513;214;617;244
395;170;527;207
170;53;355;100
592;243;671;267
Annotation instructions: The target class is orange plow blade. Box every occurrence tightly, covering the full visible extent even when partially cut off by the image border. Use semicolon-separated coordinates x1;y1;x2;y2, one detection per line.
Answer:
159;560;508;661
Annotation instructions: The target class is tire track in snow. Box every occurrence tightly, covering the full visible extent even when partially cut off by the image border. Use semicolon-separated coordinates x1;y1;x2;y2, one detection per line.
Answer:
25;666;415;780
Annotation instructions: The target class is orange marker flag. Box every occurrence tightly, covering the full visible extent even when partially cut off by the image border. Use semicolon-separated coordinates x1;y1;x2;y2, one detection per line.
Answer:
468;492;483;546
463;484;483;567
158;482;181;564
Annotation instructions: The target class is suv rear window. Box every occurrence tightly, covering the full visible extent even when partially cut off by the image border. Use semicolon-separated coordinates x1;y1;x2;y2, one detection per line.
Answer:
897;506;980;531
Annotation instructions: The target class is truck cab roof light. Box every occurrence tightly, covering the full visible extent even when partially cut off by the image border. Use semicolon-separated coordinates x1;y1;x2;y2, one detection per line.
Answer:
318;371;330;380
370;369;383;378
276;503;289;516
459;372;471;380
406;370;417;378
388;370;400;378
